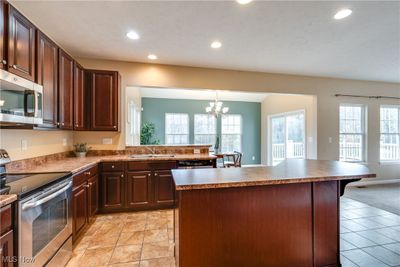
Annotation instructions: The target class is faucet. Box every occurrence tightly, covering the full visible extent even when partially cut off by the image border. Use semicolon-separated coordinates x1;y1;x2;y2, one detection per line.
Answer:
145;146;156;155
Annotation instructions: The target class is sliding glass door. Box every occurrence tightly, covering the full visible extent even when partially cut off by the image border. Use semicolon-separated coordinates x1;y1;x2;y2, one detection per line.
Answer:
270;111;305;165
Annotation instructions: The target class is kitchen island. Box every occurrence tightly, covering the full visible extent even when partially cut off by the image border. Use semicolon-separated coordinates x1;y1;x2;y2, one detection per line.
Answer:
172;159;376;267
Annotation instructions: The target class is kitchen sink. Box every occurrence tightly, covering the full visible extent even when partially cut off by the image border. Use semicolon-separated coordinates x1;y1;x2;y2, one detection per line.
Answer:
129;154;175;159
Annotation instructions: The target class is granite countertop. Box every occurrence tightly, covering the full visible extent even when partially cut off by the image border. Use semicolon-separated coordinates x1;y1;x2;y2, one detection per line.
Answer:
8;154;217;174
0;194;17;207
172;159;376;190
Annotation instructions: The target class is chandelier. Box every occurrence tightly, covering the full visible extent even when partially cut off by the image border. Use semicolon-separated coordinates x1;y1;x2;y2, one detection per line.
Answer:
205;92;229;117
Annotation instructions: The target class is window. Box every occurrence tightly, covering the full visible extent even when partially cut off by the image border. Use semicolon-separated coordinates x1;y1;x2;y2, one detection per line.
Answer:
194;114;217;145
270;111;305;165
165;113;189;144
339;105;366;162
221;114;242;152
380;106;400;161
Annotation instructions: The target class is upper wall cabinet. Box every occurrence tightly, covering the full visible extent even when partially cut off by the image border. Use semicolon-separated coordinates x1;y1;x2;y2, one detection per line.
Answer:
58;49;74;130
36;31;58;128
86;70;119;131
0;2;5;70
74;62;86;130
7;5;36;81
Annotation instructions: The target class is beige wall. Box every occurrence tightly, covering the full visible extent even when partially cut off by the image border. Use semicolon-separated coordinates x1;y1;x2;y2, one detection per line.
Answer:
0;129;73;160
261;94;317;165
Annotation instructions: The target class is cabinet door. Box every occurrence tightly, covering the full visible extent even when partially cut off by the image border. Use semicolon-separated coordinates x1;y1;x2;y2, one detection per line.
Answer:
100;172;124;211
72;184;88;240
0;230;13;267
88;175;99;219
126;171;152;209
36;31;58;127
154;170;175;207
58;49;74;130
0;2;5;70
87;70;119;131
7;5;36;81
74;63;86;130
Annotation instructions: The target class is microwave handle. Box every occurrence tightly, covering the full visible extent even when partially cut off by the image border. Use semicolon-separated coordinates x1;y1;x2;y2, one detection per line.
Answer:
34;90;40;118
23;90;35;117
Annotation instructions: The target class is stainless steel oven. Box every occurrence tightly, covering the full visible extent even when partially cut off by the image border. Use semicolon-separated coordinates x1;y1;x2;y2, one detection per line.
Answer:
18;177;72;267
0;69;43;125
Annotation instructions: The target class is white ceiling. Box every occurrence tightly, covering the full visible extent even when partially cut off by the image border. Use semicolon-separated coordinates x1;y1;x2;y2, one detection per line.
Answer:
139;87;270;102
11;0;400;83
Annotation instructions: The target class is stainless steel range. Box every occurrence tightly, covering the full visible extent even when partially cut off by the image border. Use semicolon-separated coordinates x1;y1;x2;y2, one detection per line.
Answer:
0;149;72;267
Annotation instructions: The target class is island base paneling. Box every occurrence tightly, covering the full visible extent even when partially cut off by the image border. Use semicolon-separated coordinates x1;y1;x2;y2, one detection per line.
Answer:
175;181;341;267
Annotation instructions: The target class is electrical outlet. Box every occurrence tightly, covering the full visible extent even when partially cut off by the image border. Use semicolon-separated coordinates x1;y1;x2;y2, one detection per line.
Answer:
21;139;28;151
102;138;113;145
193;149;201;154
62;138;68;146
328;137;333;143
252;156;255;161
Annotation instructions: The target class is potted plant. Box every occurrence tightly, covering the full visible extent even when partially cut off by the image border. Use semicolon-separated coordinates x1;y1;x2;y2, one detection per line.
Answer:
74;143;90;158
214;136;220;154
140;122;160;145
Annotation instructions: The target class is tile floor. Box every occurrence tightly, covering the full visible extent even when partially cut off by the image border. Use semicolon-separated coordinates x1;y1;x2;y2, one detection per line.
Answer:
66;197;400;267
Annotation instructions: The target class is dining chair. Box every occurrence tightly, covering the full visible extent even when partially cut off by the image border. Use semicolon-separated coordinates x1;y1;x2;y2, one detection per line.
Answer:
224;151;243;168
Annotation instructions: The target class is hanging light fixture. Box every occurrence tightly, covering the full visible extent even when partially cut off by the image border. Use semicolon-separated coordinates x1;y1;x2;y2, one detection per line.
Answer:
205;91;229;117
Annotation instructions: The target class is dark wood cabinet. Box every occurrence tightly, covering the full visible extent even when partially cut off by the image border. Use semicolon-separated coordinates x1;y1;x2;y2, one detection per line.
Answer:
101;171;124;211
0;204;14;267
58;49;74;130
7;5;35;81
74;62;86;130
88;174;99;218
126;171;152;209
0;2;6;70
72;184;88;240
86;70;119;131
36;31;58;127
154;170;175;206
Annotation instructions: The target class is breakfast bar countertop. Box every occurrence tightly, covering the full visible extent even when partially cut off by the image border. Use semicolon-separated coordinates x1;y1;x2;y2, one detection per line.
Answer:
7;154;217;174
172;159;376;190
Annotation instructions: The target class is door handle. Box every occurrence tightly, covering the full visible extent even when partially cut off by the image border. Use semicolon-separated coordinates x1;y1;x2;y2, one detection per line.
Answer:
22;181;72;210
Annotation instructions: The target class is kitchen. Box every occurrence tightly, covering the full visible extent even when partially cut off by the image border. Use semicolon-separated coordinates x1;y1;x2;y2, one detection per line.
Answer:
0;1;399;267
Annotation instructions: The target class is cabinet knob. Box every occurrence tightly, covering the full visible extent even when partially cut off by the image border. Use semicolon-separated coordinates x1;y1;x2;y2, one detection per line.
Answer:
61;122;65;126
83;184;90;188
111;165;115;169
75;124;78;127
113;125;117;129
121;174;124;178
148;173;151;177
154;173;158;176
1;59;6;65
84;171;91;176
10;64;17;69
57;122;60;126
89;182;93;186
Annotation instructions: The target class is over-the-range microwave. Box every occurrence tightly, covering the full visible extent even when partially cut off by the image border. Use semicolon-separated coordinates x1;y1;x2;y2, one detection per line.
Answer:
0;69;43;125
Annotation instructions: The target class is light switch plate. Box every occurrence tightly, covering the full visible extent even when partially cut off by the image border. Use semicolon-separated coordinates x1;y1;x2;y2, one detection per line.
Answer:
21;139;28;151
102;138;113;145
62;138;68;146
193;149;201;154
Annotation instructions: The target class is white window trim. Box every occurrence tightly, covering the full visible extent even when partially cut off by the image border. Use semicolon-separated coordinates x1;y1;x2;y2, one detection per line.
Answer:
221;114;243;153
194;114;217;145
165;113;189;145
339;104;367;163
268;109;306;166
379;105;400;163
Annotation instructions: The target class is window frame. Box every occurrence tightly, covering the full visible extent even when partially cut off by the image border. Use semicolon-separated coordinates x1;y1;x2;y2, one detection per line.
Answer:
221;114;243;153
194;114;217;145
339;103;367;163
379;105;400;162
165;113;190;145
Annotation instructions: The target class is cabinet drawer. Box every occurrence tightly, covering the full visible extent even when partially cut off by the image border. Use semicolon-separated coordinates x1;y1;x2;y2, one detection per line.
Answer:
102;162;125;172
73;165;98;187
127;161;177;171
0;205;12;235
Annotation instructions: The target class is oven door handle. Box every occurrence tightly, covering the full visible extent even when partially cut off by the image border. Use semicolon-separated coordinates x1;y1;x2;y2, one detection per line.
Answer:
21;181;72;211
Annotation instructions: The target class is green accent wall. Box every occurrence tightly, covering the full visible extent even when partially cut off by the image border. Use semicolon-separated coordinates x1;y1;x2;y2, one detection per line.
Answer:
141;98;261;164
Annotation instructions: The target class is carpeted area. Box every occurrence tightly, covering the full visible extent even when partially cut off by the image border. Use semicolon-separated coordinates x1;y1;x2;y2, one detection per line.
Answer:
343;181;400;216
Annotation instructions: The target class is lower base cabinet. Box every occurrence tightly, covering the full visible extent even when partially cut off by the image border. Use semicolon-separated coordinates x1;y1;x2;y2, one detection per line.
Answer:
0;204;14;267
99;161;177;212
72;166;99;242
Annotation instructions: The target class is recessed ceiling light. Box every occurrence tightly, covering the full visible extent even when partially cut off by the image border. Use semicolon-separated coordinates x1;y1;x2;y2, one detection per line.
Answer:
210;41;222;49
126;31;140;40
148;54;157;60
236;0;253;5
334;9;352;20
